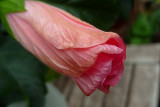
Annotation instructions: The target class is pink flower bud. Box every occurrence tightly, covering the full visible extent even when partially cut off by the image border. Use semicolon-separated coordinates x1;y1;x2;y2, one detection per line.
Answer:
7;1;126;95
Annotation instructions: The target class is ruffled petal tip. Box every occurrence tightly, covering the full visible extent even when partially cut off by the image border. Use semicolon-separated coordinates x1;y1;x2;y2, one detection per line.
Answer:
72;53;113;96
98;65;124;93
72;51;124;95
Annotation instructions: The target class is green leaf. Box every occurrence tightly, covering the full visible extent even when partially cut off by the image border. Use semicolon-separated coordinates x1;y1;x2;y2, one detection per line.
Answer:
131;14;153;37
42;0;119;31
0;0;25;15
0;22;8;46
129;37;150;44
0;36;47;107
149;9;160;32
0;15;16;39
127;13;160;44
0;0;26;39
45;69;61;81
154;0;160;4
0;64;28;106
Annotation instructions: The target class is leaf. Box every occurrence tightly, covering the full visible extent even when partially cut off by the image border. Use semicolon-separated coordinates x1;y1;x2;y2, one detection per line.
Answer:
127;13;159;44
0;36;47;107
131;14;153;37
0;0;25;15
129;37;150;44
45;69;61;81
42;0;119;31
0;0;26;39
0;64;27;106
0;15;16;39
149;9;160;32
0;22;8;46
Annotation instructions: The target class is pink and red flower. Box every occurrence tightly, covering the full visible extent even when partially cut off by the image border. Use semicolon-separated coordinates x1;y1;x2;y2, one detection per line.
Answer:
7;1;126;95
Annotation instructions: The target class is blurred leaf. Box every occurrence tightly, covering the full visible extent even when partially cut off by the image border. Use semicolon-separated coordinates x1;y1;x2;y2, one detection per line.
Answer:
0;36;47;107
132;14;153;37
0;0;25;15
154;0;160;4
129;37;150;44
127;14;155;44
127;11;160;44
45;69;61;81
0;64;27;106
149;9;160;32
42;0;119;31
0;22;8;46
0;0;25;39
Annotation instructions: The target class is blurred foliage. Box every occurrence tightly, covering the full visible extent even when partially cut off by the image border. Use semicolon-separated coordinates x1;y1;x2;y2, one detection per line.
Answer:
42;0;133;31
0;0;25;15
127;14;153;44
0;35;47;107
149;9;160;33
127;7;160;44
0;0;26;39
0;22;8;45
154;0;160;4
45;69;61;81
0;23;61;107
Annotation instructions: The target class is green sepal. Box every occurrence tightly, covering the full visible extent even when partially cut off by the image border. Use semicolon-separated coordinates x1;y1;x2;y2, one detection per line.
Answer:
0;0;26;39
0;0;26;15
0;15;15;39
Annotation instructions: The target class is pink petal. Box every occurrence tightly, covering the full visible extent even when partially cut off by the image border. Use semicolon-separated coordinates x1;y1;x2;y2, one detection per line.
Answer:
6;1;126;95
71;38;125;95
12;1;119;49
72;53;112;95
